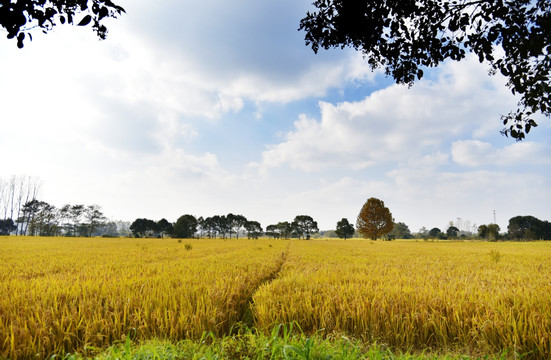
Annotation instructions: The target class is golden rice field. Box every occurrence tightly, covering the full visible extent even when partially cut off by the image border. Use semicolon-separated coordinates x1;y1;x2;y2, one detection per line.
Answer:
0;237;550;359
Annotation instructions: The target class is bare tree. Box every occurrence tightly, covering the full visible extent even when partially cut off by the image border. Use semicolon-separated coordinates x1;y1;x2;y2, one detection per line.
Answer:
20;177;41;236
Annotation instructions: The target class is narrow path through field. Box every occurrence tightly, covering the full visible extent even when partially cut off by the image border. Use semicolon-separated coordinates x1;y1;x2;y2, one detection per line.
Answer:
237;243;290;329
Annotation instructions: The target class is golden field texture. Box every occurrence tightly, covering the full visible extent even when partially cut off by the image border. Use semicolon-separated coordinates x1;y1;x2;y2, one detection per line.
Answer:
0;237;287;359
253;240;551;358
0;237;550;359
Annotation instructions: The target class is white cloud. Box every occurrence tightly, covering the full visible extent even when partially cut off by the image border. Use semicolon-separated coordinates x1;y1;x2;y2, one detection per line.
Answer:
452;140;551;167
1;0;549;236
254;56;519;173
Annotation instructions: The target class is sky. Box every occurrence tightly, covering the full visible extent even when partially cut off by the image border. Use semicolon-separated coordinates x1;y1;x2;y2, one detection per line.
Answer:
1;0;550;234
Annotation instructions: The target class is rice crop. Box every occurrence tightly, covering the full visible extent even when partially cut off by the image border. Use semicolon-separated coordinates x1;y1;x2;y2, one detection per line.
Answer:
0;237;287;359
253;240;551;359
1;237;549;359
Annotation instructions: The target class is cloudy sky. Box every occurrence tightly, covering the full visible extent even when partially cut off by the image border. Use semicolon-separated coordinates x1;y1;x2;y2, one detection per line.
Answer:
1;0;550;233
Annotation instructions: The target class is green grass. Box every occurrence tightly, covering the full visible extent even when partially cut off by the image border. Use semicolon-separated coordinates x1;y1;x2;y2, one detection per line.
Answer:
59;323;514;360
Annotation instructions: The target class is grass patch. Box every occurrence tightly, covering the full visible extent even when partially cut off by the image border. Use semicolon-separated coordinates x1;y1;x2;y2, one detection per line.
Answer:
61;323;513;360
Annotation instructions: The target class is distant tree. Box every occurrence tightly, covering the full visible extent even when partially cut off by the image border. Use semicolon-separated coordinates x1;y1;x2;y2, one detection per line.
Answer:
0;218;17;235
446;226;459;239
356;197;393;240
487;224;501;241
244;220;263;239
416;226;429;240
20;199;43;236
508;215;548;240
277;222;293;239
1;0;125;48
429;227;442;239
389;221;413;239
68;204;85;237
173;215;198;239
84;204;106;237
196;216;205;237
265;224;278;239
26;200;59;236
292;215;319;240
98;221;118;237
299;0;551;140
227;213;248;239
478;224;489;239
205;215;220;239
157;218;174;238
115;220;131;237
335;218;355;239
541;221;551;240
210;215;230;239
4;176;41;235
321;230;338;238
59;204;72;236
130;218;157;238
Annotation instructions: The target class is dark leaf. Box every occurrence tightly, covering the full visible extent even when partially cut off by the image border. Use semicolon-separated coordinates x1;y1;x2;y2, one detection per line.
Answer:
17;33;24;49
99;7;109;20
78;15;92;26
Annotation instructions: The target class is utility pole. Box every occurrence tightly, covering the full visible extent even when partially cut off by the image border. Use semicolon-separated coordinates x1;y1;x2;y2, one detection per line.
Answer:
493;210;496;224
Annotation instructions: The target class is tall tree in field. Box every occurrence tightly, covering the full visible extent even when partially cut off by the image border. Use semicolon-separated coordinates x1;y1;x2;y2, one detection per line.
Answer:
173;215;198;239
300;0;550;140
335;218;355;239
356;197;393;240
1;0;125;48
292;215;319;239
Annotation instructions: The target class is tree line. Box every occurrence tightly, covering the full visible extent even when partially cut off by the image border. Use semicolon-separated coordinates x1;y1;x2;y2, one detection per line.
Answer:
1;178;549;241
0;175;132;237
0;199;109;237
0;176;41;235
413;215;551;242
130;214;320;240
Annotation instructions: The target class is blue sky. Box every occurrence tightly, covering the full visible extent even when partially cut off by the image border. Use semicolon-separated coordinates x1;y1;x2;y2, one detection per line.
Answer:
1;0;550;233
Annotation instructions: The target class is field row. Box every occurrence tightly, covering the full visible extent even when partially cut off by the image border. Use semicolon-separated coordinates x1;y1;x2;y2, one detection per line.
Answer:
0;237;288;358
254;241;551;357
0;237;550;359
